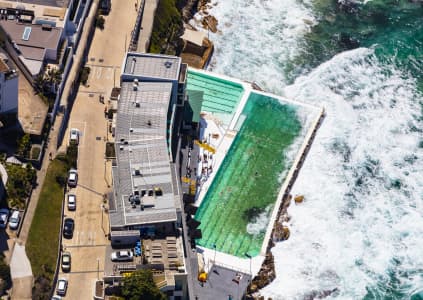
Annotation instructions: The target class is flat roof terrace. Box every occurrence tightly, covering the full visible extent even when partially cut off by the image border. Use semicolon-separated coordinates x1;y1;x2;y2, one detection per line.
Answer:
1;0;69;8
110;81;179;228
123;52;181;81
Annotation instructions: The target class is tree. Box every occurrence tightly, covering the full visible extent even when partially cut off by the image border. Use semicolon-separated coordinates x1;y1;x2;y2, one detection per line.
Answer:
17;134;31;158
96;14;105;30
45;67;62;93
121;270;166;300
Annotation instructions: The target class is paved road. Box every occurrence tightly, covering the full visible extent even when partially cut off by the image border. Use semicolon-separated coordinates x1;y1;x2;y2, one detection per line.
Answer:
57;1;138;298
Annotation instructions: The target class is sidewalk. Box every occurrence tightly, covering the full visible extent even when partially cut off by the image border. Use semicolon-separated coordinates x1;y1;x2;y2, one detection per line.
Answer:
9;244;32;300
10;1;100;298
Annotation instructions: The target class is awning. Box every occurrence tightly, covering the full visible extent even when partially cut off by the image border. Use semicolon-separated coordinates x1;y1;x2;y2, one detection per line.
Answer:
181;29;206;47
185;90;204;123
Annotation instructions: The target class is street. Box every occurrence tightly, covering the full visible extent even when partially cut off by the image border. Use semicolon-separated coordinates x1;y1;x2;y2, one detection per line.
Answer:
56;1;138;298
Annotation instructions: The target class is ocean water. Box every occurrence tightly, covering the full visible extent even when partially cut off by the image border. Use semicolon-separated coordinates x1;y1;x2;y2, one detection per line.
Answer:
202;0;423;298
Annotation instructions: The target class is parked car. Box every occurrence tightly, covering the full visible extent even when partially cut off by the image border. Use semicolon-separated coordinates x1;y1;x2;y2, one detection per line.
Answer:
67;194;76;211
111;250;134;262
56;278;68;296
0;209;9;229
61;251;71;272
67;169;78;188
63;218;74;238
51;295;62;300
70;128;79;145
8;210;20;230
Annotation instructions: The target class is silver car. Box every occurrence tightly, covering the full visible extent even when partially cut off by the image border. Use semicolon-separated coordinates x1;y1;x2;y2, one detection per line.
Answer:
67;169;78;188
56;278;68;296
67;194;76;211
111;250;134;262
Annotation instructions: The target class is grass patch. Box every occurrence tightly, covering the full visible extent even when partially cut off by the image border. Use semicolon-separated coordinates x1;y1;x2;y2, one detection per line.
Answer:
26;159;67;282
30;146;41;160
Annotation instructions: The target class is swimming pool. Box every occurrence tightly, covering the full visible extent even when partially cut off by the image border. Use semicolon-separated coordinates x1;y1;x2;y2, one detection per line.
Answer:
186;70;245;126
195;92;303;257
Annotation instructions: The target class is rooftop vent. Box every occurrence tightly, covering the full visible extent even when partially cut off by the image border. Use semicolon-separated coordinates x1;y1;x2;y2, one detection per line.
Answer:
42;24;52;31
130;58;136;74
164;61;172;68
135;101;140;108
119;145;124;151
129;128;133;133
133;83;138;91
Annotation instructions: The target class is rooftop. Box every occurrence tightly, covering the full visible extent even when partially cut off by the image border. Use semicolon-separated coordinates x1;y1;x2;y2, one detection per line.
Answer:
0;20;62;51
110;81;178;228
1;0;70;8
123;52;181;81
193;264;251;300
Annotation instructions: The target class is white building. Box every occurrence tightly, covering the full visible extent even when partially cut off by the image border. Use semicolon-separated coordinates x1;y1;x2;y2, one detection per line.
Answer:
0;58;18;119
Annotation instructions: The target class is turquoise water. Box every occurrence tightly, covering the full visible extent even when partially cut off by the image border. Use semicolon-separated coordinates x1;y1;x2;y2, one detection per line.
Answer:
206;0;423;298
195;93;302;257
186;70;244;117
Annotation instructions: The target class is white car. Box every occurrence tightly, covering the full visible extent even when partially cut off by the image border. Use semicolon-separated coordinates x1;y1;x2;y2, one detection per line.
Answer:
8;210;20;230
0;209;9;229
56;278;68;296
111;250;134;262
67;194;76;211
69;128;79;145
51;296;62;300
67;169;78;188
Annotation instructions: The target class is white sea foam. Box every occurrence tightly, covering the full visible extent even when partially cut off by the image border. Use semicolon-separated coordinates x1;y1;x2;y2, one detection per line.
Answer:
261;49;423;298
247;205;273;235
206;0;423;298
205;0;315;91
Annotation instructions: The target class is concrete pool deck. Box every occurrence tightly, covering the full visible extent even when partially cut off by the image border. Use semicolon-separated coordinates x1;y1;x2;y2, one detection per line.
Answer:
188;67;325;277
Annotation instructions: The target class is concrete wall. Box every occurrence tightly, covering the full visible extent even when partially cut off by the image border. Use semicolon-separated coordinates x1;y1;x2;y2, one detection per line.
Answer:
0;72;18;113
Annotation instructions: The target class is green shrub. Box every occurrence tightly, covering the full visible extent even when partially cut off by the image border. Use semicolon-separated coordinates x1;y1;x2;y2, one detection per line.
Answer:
17;134;31;158
149;0;182;54
66;143;78;169
80;66;91;85
96;14;105;30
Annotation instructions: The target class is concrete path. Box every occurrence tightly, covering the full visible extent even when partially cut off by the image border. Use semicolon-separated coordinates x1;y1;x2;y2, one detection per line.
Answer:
10;243;33;299
137;0;158;52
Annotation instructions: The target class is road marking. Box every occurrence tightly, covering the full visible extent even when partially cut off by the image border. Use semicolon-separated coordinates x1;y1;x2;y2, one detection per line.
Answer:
96;67;102;79
106;67;113;80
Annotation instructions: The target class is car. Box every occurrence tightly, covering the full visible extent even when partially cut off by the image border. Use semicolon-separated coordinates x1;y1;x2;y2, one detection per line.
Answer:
67;169;78;188
111;250;134;262
51;295;62;300
8;210;20;230
61;251;71;272
67;194;76;211
63;218;74;238
0;209;9;229
69;128;79;145
56;278;68;296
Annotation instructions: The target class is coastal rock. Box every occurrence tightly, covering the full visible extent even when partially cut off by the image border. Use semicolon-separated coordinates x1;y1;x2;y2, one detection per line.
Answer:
202;15;218;33
273;222;290;241
294;195;304;204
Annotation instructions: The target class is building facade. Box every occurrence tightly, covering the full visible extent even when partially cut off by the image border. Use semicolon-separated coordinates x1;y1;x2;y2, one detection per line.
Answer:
0;58;18;123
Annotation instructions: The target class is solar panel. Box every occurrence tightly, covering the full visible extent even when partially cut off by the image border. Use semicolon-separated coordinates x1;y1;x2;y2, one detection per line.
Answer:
22;27;31;41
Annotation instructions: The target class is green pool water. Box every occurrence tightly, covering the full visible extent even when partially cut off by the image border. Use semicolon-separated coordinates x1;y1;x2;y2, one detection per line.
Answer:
195;92;303;257
186;70;244;119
